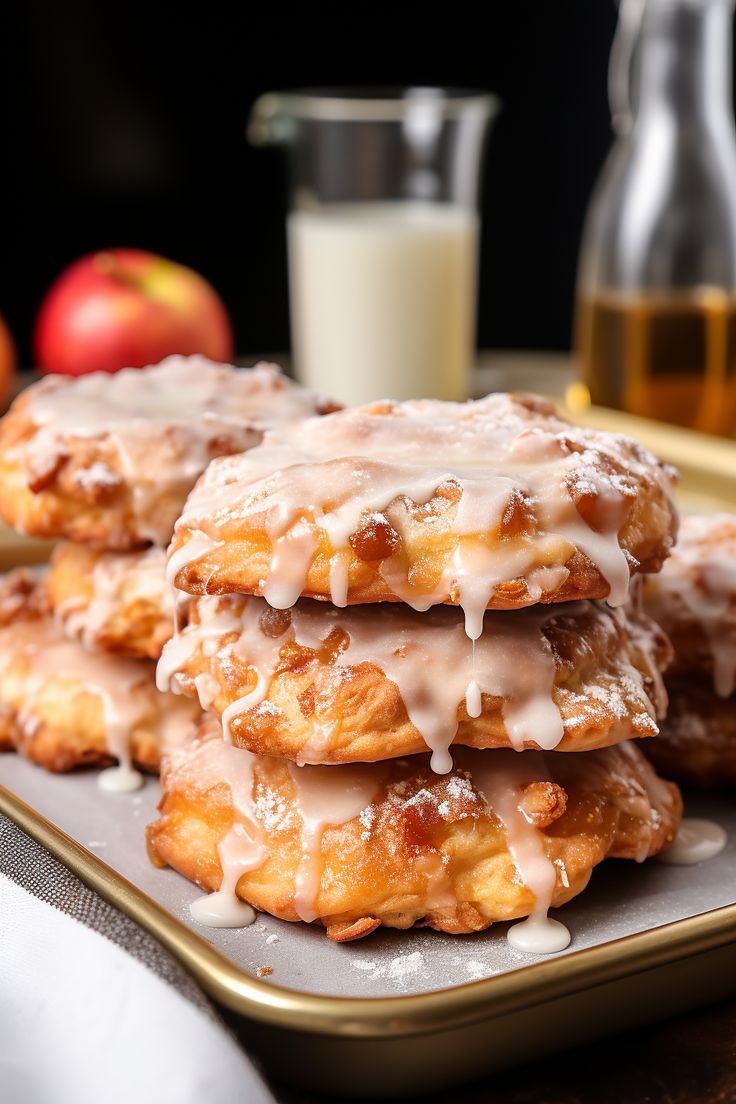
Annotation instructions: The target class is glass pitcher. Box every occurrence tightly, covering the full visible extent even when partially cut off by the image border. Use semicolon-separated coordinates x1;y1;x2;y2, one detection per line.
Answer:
574;0;736;435
248;88;497;405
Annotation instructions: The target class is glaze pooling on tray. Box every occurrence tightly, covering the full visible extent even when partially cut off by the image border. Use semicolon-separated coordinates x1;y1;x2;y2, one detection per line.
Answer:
156;593;670;771
468;753;572;951
149;729;682;950
0;357;338;548
658;818;728;865
168;393;677;629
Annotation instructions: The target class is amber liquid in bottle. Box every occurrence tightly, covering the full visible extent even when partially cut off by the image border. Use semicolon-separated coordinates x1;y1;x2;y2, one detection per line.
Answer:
576;289;736;436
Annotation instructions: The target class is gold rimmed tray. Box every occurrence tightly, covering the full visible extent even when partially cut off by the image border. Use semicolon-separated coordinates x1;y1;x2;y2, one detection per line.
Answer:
1;407;735;1099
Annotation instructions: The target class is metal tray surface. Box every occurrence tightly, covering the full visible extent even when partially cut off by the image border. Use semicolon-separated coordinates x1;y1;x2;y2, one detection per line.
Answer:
2;754;735;1001
1;404;736;1096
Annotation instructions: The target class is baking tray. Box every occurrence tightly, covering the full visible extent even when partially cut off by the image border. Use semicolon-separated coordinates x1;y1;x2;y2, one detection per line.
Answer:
1;406;736;1099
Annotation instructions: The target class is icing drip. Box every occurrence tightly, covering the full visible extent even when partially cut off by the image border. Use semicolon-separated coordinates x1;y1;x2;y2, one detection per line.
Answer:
158;596;574;772
173;396;669;634
262;517;318;610
468;752;571;954
183;739;265;927
20;357;334;545
328;553;349;609
175;737;382;927
465;679;482;719
218;602;293;741
164;735;672;948
287;762;384;922
190;828;259;927
165;530;224;591
156;595;242;694
658;818;727;865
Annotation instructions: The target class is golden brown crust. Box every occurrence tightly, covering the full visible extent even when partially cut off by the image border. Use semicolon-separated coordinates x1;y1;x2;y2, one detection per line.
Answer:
171;528;674;612
642;675;736;788
147;732;682;939
0;359;339;549
0;573;200;773
46;543;173;661
169;393;678;609
158;594;672;762
2;708;162;774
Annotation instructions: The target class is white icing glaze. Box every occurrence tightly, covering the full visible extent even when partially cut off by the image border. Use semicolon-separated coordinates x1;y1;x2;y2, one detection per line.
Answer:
658;818;728;865
174;395;673;629
645;513;736;697
178;738;265;927
190;826;259;927
19;357;333;545
56;546;173;651
157;594;663;773
165;529;225;590
467;751;570;954
465;679;482;719
98;764;144;792
164;735;671;948
170;733;380;926
287;762;385;922
506;915;571;953
0;616;196;788
189;889;256;927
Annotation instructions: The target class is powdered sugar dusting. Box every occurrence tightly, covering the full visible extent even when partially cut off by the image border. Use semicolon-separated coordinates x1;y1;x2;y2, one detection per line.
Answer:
351;951;427;987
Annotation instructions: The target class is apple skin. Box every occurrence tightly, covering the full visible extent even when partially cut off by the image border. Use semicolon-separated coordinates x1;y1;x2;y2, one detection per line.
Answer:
34;249;235;375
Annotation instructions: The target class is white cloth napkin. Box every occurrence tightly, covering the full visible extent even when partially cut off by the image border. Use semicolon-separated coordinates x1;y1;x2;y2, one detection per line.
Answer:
0;815;276;1104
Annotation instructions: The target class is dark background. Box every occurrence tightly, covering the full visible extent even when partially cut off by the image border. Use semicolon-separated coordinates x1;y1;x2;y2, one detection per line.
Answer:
2;1;622;365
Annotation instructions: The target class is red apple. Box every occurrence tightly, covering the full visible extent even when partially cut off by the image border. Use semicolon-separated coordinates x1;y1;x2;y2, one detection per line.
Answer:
34;248;234;375
0;314;17;407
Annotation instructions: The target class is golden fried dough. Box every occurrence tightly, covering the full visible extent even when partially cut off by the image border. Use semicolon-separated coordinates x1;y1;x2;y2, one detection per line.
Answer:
643;513;736;697
0;357;338;549
147;729;681;940
0;571;200;774
168;393;677;620
46;543;173;660
157;594;671;766
643;675;736;787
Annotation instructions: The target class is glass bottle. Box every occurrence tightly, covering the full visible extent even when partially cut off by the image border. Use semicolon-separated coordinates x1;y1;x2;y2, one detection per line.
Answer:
575;0;736;435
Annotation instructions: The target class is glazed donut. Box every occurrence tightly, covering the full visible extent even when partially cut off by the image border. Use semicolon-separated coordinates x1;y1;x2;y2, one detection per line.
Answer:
157;594;672;770
147;726;681;941
642;675;736;787
0;572;200;775
643;513;736;698
168;393;678;632
0;357;339;550
46;543;173;661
